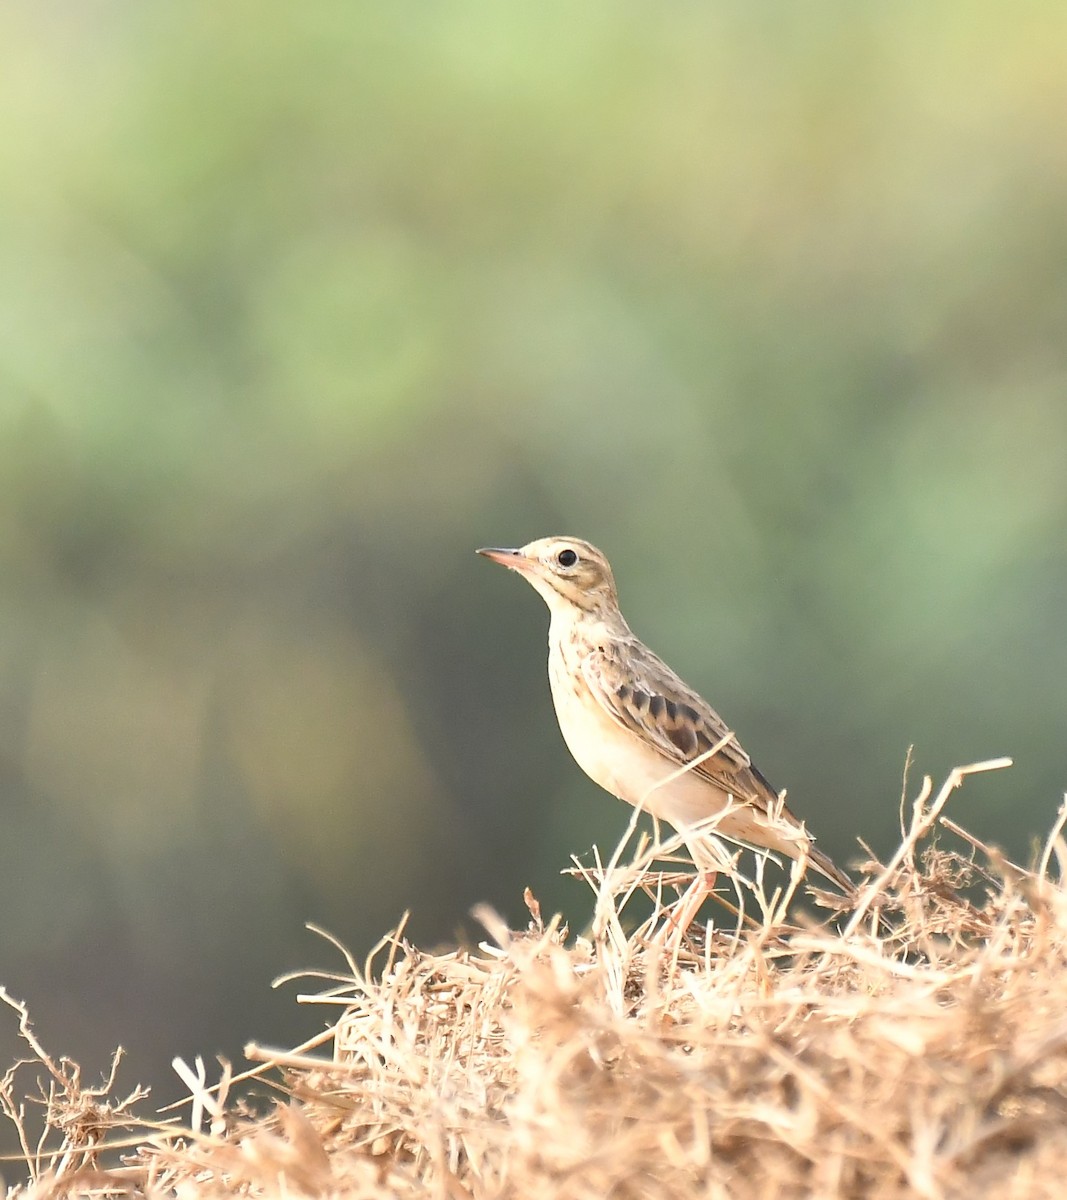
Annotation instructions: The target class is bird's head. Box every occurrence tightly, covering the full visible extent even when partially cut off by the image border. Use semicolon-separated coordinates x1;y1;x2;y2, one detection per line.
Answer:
477;536;621;622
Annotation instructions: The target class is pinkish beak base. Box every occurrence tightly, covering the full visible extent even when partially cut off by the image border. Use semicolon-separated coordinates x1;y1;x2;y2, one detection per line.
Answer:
477;547;529;570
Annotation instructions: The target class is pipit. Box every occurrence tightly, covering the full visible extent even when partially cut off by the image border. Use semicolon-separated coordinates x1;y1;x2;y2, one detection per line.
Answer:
477;536;854;928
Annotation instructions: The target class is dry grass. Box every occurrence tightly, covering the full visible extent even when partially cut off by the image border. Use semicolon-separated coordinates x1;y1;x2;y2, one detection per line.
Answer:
6;757;1067;1199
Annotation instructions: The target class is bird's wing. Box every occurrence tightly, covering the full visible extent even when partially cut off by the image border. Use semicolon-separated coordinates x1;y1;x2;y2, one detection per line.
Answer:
581;637;857;897
581;638;780;816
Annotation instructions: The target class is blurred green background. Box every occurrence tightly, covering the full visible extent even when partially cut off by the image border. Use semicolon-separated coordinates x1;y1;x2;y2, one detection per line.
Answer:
2;0;1066;1127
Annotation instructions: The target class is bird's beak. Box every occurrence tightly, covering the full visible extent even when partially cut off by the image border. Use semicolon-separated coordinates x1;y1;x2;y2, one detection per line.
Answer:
476;546;534;572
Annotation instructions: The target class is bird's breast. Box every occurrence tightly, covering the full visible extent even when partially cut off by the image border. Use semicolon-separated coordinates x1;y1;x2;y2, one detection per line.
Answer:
546;639;727;829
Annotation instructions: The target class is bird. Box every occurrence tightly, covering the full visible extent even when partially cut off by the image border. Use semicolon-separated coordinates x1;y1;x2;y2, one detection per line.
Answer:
476;536;855;924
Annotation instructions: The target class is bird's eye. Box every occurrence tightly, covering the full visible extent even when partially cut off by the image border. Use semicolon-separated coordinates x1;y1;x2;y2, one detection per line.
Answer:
557;548;578;568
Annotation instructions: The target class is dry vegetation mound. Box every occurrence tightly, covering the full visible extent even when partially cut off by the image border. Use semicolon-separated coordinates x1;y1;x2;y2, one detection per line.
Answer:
5;759;1067;1199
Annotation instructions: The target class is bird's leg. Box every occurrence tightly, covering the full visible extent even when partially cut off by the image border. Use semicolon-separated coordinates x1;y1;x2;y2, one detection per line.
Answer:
653;868;717;947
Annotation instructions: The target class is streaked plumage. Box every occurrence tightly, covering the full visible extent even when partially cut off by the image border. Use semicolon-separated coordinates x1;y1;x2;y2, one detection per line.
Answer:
477;536;854;897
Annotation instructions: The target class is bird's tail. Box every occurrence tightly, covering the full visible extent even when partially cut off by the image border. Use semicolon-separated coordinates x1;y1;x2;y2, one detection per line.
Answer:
806;842;857;899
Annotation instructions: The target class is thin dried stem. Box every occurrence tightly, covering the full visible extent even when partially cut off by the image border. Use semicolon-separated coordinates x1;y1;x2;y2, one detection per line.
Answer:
5;757;1065;1200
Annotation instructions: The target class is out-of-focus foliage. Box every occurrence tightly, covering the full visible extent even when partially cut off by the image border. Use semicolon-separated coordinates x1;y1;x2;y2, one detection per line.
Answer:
1;1;1066;1115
